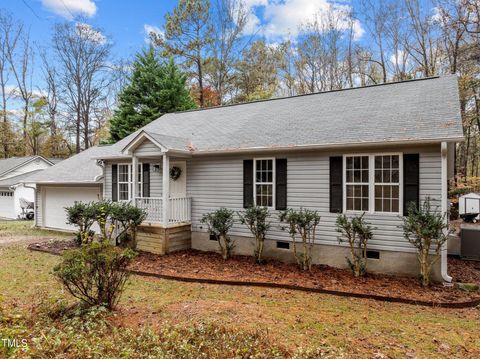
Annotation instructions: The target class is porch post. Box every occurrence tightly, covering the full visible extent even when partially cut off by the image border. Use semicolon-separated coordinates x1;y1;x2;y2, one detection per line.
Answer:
132;154;138;201
162;153;170;225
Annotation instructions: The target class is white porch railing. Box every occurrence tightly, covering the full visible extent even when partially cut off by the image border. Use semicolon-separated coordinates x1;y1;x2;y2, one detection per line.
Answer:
135;197;163;223
169;197;191;224
135;197;191;225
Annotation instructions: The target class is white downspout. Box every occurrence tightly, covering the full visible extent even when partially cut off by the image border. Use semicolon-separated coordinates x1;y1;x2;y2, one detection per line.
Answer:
20;182;37;227
441;142;452;283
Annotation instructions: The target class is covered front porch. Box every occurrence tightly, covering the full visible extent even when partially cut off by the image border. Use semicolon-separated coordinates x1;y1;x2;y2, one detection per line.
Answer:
125;130;193;227
123;130;194;254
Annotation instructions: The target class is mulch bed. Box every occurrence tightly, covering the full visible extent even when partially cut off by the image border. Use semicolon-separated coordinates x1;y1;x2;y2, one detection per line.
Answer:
28;239;79;254
448;256;480;284
28;242;480;307
129;250;480;307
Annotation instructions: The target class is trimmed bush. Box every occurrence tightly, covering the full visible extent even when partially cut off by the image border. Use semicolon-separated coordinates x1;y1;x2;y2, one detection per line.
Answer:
53;241;136;309
110;202;147;248
201;208;235;260
401;198;452;286
65;201;96;245
336;213;373;277
64;201;147;248
279;208;320;271
239;206;270;263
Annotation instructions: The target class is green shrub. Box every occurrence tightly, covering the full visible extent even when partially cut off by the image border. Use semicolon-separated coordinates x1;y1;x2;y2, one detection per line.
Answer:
401;198;452;286
279;208;321;271
201;208;235;260
93;200;115;242
239;206;270;263
64;201;147;248
110;202;147;248
65;201;96;245
336;213;373;277
53;241;136;309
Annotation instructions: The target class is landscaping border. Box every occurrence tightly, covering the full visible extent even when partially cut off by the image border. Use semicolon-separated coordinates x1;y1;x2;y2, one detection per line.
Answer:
27;245;480;309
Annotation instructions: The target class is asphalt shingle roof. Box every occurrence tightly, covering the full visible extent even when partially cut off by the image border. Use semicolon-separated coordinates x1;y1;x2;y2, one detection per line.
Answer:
104;75;463;157
0;156;41;178
25;146;108;184
0;170;43;188
27;76;464;184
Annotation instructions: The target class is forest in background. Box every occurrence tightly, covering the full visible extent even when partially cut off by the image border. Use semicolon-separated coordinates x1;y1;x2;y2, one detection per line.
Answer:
0;0;479;180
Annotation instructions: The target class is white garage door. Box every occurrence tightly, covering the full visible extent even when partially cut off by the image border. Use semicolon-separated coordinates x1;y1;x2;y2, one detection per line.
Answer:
0;190;14;219
44;186;101;230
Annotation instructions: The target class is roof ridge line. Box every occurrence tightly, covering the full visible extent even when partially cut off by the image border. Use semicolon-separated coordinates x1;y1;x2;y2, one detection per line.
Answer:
168;75;443;116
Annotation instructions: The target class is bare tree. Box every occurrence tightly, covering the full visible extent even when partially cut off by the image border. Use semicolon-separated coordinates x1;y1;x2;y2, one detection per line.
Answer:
52;22;111;153
403;0;441;77
436;0;468;74
459;0;480;34
0;10;21;157
207;0;249;104
6;26;34;154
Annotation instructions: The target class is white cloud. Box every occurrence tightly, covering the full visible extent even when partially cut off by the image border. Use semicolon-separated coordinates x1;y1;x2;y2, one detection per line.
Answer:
244;0;364;41
143;24;164;44
76;23;106;44
41;0;97;20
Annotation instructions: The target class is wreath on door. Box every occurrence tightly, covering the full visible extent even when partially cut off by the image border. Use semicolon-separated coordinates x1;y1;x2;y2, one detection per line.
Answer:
170;166;182;181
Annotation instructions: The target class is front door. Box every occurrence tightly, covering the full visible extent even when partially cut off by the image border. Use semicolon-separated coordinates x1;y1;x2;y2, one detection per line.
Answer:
169;161;187;198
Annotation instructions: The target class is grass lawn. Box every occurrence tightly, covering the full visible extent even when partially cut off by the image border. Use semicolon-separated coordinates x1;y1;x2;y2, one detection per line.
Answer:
0;220;71;245
0;221;479;358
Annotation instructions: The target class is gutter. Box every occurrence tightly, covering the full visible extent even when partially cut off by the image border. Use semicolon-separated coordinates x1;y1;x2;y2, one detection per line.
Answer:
91;137;465;160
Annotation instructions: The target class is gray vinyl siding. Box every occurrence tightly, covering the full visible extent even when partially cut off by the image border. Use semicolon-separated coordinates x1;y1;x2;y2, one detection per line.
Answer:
104;161;162;200
187;145;442;253
135;140;161;156
101;145;443;253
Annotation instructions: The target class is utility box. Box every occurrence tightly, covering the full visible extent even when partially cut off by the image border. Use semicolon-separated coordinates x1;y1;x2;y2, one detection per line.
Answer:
461;225;480;260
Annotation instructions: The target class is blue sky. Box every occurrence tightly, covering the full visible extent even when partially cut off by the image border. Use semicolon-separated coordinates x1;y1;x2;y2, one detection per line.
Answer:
2;0;369;61
2;0;173;61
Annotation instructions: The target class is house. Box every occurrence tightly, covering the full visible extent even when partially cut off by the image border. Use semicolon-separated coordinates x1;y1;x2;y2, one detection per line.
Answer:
33;76;463;281
0;156;56;219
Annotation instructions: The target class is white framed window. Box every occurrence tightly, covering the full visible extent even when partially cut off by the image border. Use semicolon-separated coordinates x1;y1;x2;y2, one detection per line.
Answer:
117;163;143;201
374;155;400;213
254;158;275;208
344;153;402;214
345;155;370;211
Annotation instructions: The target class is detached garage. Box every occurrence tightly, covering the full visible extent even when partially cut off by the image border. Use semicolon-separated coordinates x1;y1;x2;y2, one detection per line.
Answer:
25;146;107;231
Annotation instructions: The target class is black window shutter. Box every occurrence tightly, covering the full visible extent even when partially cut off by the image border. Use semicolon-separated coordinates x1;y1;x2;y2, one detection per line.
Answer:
243;160;254;208
329;156;343;213
403;154;419;216
112;164;118;202
142;163;150;197
276;158;287;210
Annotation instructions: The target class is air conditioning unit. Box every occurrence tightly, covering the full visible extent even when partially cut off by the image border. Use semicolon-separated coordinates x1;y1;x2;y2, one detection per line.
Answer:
461;225;480;261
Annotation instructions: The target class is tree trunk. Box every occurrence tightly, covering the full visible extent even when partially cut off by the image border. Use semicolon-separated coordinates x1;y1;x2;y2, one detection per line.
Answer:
197;57;204;107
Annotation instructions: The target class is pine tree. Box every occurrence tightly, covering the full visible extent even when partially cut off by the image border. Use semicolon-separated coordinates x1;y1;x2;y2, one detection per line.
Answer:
109;48;196;142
